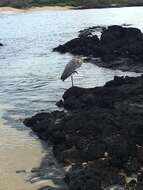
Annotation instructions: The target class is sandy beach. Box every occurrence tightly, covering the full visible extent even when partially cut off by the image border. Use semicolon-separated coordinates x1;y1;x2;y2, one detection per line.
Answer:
0;6;73;14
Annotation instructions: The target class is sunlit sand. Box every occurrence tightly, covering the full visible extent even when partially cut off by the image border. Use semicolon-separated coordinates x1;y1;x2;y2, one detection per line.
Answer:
0;119;56;190
0;6;73;14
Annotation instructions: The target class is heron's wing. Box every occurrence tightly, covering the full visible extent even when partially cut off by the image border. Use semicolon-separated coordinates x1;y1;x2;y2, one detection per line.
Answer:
61;59;82;81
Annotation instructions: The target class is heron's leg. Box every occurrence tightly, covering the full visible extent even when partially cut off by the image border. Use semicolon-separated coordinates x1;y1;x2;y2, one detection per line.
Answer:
71;75;74;87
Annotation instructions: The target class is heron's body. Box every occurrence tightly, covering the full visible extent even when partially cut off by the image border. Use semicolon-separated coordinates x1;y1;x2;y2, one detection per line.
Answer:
61;57;83;85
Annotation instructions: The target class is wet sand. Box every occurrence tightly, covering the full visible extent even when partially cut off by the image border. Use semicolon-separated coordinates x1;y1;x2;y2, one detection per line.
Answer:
0;118;56;190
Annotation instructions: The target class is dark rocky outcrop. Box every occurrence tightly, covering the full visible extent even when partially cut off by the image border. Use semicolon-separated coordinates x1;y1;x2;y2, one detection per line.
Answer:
24;75;143;189
54;25;143;72
0;43;3;46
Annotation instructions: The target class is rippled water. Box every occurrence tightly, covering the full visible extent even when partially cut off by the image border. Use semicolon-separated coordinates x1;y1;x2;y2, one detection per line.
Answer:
0;6;143;190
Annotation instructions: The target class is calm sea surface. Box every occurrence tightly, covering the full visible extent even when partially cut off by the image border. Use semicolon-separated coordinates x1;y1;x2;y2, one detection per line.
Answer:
0;6;142;189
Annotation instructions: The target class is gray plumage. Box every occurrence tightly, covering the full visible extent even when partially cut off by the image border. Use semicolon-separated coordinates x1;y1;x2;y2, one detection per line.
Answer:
61;57;83;83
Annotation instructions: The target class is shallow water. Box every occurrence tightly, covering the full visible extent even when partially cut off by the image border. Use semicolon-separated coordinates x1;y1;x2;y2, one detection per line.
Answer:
0;6;142;189
0;117;44;190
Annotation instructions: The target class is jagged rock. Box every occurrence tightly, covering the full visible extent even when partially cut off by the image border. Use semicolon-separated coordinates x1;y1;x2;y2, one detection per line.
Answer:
54;25;143;72
23;75;143;190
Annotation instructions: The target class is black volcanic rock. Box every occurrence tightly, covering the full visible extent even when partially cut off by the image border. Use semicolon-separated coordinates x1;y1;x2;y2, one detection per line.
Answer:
24;75;143;189
65;163;127;190
54;35;100;57
54;25;143;72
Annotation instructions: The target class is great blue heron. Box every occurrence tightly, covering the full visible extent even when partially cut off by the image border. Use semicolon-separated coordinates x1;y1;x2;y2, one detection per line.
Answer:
61;56;84;86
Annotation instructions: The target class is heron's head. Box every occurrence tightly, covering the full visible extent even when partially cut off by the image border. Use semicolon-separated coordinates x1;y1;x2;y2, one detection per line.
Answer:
61;76;65;81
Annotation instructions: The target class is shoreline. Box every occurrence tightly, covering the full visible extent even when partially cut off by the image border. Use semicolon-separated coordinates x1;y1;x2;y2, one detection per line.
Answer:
0;117;44;190
0;6;74;14
0;4;143;14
